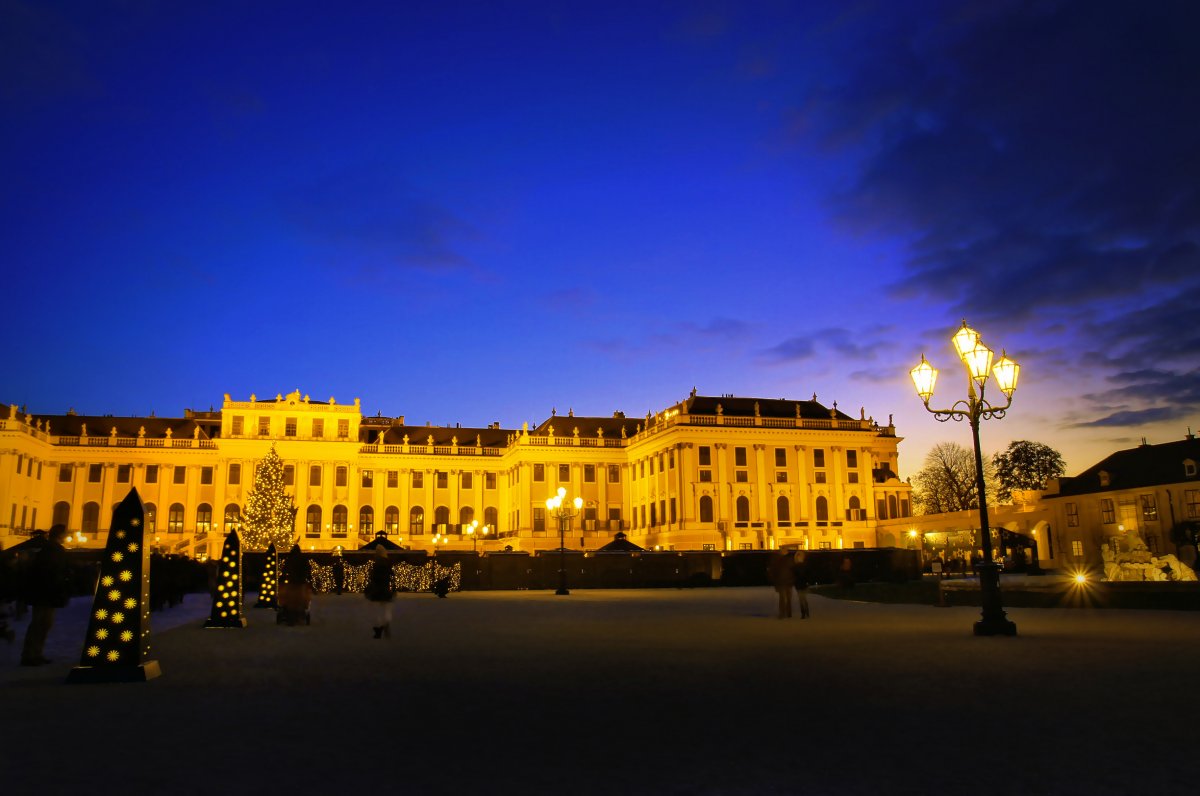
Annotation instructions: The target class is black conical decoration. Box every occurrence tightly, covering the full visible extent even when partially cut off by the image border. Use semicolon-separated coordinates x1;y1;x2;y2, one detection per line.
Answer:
68;488;161;683
255;543;278;609
205;529;247;628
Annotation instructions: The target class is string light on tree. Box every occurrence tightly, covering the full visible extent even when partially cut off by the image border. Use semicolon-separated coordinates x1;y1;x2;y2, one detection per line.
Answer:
68;488;161;683
241;444;298;551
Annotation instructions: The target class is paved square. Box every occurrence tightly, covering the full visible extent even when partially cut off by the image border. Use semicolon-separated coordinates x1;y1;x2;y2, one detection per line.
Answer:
4;588;1198;795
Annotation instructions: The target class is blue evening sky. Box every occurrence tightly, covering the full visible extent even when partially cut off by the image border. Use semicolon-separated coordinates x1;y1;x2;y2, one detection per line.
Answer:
2;0;1198;478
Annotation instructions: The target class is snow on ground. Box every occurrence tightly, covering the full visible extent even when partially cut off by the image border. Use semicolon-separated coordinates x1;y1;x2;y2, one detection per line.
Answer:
3;588;1198;795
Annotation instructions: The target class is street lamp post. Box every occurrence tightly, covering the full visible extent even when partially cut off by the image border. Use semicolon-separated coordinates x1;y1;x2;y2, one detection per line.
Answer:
911;320;1021;637
546;487;583;596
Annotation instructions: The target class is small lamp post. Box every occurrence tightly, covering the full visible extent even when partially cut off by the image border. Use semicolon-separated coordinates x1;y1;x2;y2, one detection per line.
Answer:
466;520;480;553
546;487;583;596
911;320;1020;636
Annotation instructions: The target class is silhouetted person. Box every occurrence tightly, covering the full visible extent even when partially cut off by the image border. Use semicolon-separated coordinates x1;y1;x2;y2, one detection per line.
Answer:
21;525;71;666
767;550;796;619
793;552;811;619
364;544;396;638
277;544;312;626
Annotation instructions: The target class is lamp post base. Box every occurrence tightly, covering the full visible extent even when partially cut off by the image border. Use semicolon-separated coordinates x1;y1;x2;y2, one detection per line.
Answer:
974;561;1017;636
555;587;570;596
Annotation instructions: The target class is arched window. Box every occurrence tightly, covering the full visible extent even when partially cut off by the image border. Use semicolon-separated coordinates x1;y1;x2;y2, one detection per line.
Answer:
305;505;321;537
460;506;474;525
777;496;791;523
385;506;400;534
699;495;713;523
435;506;450;529
888;494;899;520
224;503;241;532
196;503;212;534
359;506;374;534
53;501;71;528
815;496;829;523
168;503;185;532
82;502;100;534
736;496;750;523
143;502;156;534
408;506;423;536
847;496;861;521
484;506;498;532
331;505;348;535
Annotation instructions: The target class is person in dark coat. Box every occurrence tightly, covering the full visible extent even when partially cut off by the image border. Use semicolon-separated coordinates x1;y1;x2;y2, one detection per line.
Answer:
767;550;796;619
364;544;395;638
20;525;71;665
793;552;811;619
277;544;313;626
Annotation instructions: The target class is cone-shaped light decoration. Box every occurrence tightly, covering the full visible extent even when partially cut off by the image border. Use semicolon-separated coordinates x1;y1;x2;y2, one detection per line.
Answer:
951;320;980;360
68;488;161;683
963;339;995;385
993;350;1020;397
910;355;938;401
254;543;278;609
205;529;247;628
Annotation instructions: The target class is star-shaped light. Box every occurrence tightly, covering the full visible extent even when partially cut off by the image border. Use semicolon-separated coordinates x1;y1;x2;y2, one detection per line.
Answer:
95;608;109;620
119;570;133;582
86;645;100;658
101;575;114;587
107;589;121;601
131;518;140;527
111;551;124;563
120;630;133;643
127;542;139;552
95;628;109;640
116;530;126;539
111;612;125;624
124;598;137;610
106;650;120;662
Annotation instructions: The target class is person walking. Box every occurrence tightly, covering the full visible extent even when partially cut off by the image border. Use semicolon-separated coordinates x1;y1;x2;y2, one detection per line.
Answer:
767;549;796;619
20;525;71;666
364;544;396;638
793;552;811;619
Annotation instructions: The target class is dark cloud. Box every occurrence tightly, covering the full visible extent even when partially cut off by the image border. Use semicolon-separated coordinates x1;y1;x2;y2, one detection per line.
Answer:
762;326;895;364
805;0;1200;428
279;165;480;273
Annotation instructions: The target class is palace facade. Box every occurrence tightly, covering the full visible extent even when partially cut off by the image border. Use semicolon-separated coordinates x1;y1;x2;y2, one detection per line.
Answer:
0;390;913;559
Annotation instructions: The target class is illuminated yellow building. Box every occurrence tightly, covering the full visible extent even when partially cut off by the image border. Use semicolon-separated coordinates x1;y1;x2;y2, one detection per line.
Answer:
0;390;913;557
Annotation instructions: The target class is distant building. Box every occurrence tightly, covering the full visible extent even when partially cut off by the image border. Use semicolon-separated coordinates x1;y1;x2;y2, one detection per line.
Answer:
1040;434;1200;570
0;390;912;558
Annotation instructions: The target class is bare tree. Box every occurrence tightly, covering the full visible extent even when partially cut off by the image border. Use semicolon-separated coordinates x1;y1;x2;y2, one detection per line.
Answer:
912;442;999;514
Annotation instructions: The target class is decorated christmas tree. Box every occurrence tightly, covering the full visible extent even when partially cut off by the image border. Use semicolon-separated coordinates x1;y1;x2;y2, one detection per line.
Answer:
241;444;297;551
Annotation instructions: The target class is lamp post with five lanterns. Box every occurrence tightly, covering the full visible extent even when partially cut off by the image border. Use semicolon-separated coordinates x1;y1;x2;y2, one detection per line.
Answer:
910;320;1020;636
546;487;583;596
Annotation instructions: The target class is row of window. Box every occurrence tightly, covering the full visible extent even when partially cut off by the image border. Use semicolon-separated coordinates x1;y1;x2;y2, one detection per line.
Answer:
230;416;351;439
1064;491;1200;526
48;500;503;537
53;463;503;491
529;463;619;483
12;454;44;480
695;446;859;470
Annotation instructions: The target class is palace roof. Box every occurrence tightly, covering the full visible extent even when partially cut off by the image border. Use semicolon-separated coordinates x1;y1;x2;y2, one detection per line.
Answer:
1050;437;1200;497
